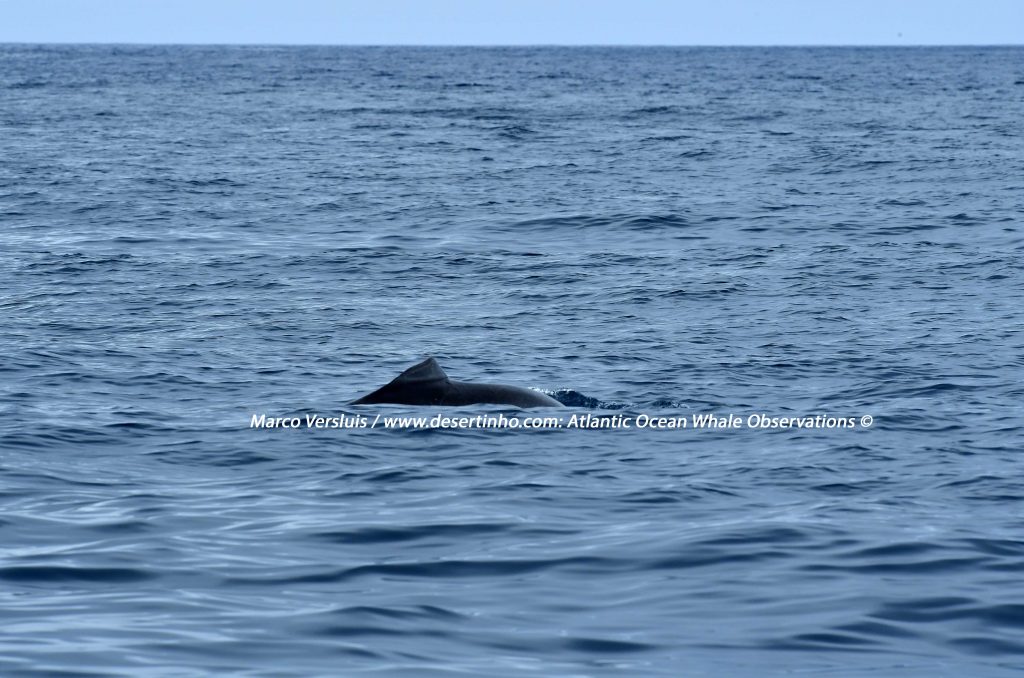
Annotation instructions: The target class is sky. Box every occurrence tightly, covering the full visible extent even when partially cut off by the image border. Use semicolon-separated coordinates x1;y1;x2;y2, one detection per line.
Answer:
0;0;1021;46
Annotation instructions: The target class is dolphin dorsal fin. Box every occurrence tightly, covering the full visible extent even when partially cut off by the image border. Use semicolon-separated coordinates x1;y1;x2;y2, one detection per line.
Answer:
391;357;449;385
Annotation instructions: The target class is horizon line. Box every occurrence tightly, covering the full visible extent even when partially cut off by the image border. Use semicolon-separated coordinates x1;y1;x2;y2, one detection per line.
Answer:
2;41;1022;48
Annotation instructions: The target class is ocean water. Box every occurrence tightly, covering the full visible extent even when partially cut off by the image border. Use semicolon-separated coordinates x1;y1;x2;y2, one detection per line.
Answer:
1;44;1023;677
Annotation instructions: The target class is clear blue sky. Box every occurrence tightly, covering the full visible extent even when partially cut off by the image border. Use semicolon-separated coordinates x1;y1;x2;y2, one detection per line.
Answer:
1;0;1021;46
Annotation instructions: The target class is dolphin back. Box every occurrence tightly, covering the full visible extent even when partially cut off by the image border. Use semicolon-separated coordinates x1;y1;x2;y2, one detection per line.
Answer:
446;381;564;408
351;358;563;408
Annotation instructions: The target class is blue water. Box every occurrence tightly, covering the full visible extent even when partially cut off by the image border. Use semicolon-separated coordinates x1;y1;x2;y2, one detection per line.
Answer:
2;44;1023;677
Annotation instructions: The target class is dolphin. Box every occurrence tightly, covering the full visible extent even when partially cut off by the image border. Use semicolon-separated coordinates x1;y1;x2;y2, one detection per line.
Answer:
351;357;563;408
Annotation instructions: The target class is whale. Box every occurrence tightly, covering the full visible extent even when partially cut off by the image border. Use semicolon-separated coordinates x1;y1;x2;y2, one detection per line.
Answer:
351;357;564;408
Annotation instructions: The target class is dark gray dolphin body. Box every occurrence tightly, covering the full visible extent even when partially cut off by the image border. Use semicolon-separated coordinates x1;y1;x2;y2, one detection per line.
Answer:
351;358;563;408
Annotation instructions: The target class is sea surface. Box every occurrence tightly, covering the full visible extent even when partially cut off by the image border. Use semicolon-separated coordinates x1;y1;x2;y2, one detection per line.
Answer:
1;45;1023;677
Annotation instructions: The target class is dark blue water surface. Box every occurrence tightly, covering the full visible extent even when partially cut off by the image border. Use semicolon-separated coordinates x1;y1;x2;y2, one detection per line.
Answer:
2;45;1024;677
